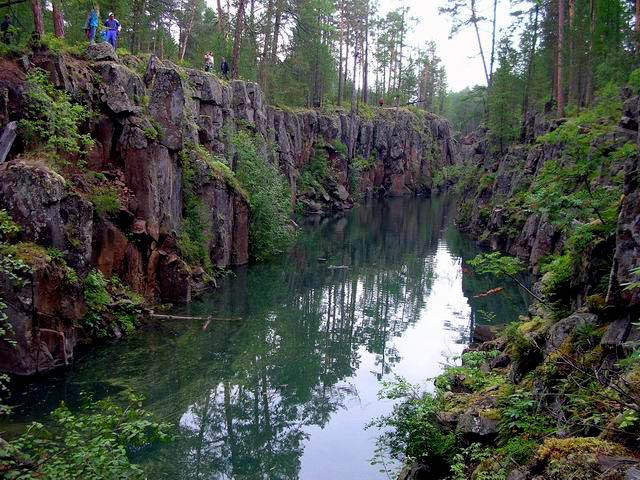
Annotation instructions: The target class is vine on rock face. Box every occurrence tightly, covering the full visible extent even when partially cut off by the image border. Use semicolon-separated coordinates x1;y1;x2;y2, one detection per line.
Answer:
233;130;295;261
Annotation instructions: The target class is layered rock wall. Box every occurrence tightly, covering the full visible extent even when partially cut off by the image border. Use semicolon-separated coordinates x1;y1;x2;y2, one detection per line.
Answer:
0;45;458;374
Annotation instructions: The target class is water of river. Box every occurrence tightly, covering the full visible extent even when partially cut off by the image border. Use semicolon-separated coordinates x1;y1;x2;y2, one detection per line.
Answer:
2;196;530;479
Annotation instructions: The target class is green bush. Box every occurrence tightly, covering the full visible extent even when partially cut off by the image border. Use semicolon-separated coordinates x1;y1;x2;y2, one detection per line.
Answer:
0;209;20;243
19;68;94;155
2;391;171;479
89;188;120;215
234;130;295;260
369;377;458;475
628;68;640;91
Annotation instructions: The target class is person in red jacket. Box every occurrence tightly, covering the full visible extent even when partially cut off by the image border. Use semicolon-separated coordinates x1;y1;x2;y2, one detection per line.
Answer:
378;98;384;107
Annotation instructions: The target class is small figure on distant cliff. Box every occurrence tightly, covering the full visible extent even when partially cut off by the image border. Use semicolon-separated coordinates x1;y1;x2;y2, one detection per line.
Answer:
378;98;384;107
84;7;99;46
204;52;214;72
1;15;12;44
220;57;229;80
103;12;121;50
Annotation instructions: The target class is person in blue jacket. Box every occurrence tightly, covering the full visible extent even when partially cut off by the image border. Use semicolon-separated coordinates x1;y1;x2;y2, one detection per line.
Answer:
84;7;99;46
103;12;121;49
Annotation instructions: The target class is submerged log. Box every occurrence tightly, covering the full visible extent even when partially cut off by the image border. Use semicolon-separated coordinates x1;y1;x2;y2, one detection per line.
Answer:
149;313;241;322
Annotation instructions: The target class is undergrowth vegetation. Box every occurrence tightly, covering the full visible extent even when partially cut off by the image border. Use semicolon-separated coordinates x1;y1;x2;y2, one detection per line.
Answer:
233;130;295;261
1;391;172;479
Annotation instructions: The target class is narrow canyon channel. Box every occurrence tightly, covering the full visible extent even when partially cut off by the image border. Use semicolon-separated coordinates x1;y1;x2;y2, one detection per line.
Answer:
1;196;530;479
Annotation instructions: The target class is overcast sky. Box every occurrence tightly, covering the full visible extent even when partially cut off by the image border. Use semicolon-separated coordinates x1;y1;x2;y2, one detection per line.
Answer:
379;0;514;92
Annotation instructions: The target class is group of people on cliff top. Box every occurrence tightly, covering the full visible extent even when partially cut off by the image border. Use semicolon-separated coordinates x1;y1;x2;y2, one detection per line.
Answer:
204;52;229;79
84;8;121;49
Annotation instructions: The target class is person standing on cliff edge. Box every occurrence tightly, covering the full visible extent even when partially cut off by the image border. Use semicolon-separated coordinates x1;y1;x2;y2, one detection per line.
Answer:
103;12;121;50
220;57;229;80
84;7;99;46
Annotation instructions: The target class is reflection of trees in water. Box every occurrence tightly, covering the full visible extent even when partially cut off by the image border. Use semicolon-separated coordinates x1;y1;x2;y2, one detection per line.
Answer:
141;198;452;478
6;197;530;479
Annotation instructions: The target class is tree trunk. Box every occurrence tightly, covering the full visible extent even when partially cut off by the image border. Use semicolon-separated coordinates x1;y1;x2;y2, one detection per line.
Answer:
521;3;539;142
636;0;640;50
488;0;498;87
179;0;198;61
338;5;344;106
231;0;246;79
397;6;405;96
585;0;595;106
258;0;273;89
471;0;491;87
271;0;282;60
52;0;64;38
31;0;43;36
557;0;565;117
362;2;369;104
216;0;225;35
567;0;575;108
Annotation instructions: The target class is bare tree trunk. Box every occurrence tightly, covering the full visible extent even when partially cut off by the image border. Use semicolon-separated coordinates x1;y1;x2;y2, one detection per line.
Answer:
488;0;498;87
521;3;539;142
557;0;565;117
362;2;369;104
567;0;575;107
52;0;64;38
636;0;640;50
338;5;344;106
231;0;246;79
258;0;273;89
216;0;225;35
585;0;595;106
31;0;44;36
471;0;491;88
271;0;282;60
179;0;197;61
397;6;405;96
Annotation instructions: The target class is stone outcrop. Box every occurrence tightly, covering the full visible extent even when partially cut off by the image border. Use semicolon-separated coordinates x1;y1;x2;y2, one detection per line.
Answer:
0;49;457;375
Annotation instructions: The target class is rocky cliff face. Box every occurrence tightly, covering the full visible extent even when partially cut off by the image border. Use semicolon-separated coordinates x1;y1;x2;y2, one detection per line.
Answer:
457;94;640;312
0;44;457;375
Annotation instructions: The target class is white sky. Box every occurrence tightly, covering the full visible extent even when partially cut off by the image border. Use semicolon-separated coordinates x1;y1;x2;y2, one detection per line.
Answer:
378;0;514;92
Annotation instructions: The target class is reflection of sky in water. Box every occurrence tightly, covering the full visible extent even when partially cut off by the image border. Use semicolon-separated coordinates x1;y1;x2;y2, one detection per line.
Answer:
299;241;471;480
2;197;529;480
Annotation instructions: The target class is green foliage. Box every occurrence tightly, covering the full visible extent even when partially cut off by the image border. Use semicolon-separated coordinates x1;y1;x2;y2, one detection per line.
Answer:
233;130;295;261
503;322;539;363
177;149;212;270
331;140;348;158
19;69;94;155
469;252;526;277
0;209;20;243
83;270;142;337
368;377;458;472
628;68;640;91
39;33;85;56
2;391;172;479
299;148;329;193
88;187;120;215
498;388;553;440
622;266;640;292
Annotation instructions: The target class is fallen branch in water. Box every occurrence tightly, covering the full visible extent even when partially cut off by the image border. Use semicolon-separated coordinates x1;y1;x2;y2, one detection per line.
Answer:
149;313;241;322
473;287;504;298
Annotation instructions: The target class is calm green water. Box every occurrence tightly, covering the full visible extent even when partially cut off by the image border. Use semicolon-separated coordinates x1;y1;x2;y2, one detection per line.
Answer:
2;196;529;479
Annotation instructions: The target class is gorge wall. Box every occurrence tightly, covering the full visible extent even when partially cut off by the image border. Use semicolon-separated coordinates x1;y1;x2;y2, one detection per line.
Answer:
0;44;458;375
456;96;640;313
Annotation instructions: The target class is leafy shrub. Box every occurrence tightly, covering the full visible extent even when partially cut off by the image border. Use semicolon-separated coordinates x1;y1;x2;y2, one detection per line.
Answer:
628;68;640;91
89;187;120;215
2;391;172;479
19;69;94;155
369;377;458;475
0;209;20;243
233;130;295;261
